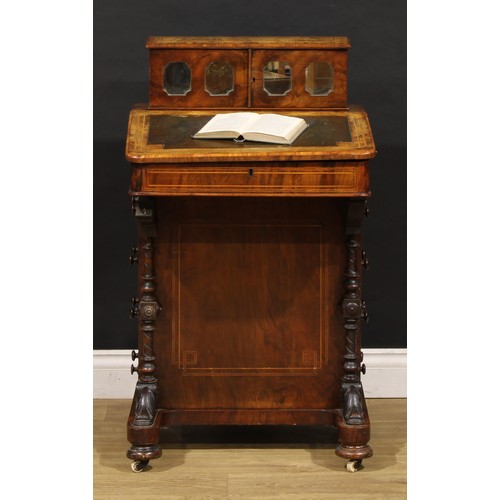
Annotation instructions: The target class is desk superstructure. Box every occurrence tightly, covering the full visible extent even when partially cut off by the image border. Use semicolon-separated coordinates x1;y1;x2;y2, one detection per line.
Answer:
125;37;376;473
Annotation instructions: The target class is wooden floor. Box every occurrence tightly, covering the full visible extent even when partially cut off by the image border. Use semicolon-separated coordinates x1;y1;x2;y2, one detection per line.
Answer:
94;399;406;499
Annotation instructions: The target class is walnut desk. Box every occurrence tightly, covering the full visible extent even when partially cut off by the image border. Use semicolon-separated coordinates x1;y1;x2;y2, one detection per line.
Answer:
124;37;376;473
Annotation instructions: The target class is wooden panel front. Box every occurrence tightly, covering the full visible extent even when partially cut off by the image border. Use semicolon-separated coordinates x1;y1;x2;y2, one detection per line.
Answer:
175;223;324;376
133;162;369;197
251;50;348;109
149;49;248;108
153;197;346;410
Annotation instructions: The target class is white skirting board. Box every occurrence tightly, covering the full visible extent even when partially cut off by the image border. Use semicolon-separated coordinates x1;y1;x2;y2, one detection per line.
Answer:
93;348;407;399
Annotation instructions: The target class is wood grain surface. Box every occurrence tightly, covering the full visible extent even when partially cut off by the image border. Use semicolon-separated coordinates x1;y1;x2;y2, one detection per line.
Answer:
146;37;351;110
131;162;369;197
250;49;347;109
146;37;351;49
152;197;346;412
149;49;249;108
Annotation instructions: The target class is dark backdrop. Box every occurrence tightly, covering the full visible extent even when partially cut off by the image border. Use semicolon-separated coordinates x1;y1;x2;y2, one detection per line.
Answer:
94;0;406;349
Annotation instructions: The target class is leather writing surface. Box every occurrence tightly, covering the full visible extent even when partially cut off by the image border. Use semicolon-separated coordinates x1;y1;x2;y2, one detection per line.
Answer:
147;115;351;149
126;107;375;163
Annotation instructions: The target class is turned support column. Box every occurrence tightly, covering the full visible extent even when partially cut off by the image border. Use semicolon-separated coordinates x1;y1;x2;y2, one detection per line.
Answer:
127;196;162;464
341;234;365;425
336;199;372;462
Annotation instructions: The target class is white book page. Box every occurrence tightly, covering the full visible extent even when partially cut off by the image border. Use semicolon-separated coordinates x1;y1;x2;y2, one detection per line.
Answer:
196;112;260;136
242;114;303;138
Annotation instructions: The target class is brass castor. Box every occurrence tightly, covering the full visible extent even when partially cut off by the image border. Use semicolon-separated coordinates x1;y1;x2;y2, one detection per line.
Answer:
346;459;363;472
131;460;149;473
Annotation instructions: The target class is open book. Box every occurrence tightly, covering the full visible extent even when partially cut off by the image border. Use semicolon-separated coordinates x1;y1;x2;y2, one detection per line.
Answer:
192;112;308;145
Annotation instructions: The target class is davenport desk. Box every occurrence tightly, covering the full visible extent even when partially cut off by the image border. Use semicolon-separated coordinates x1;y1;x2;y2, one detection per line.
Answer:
124;37;376;473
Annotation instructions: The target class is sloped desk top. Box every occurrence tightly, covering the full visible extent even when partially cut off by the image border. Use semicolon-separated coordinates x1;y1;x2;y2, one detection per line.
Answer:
126;105;376;164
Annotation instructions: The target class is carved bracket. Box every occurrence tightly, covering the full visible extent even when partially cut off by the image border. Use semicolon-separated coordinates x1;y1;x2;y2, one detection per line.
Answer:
345;198;367;235
131;196;156;237
342;382;365;425
132;383;158;427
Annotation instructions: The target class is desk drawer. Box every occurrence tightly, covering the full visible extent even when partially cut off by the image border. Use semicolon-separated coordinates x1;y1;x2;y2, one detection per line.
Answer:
132;162;369;196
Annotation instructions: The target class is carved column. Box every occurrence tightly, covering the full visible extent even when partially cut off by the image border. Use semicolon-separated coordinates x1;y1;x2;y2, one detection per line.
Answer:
335;198;372;464
341;234;365;425
127;196;162;465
